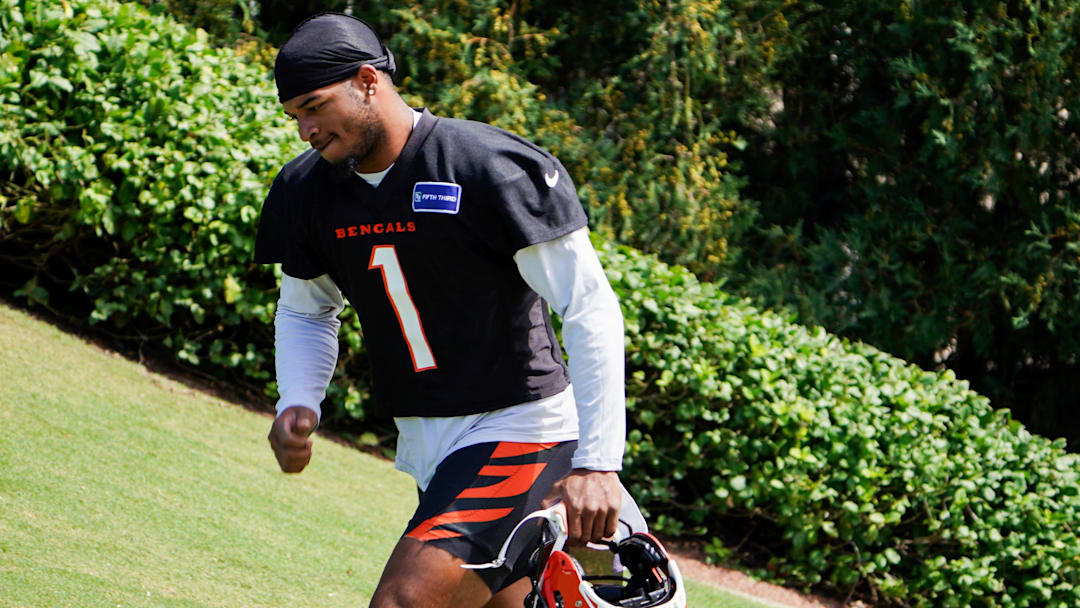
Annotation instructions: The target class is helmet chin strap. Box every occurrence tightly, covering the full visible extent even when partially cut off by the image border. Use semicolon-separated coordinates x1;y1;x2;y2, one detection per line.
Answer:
461;503;570;571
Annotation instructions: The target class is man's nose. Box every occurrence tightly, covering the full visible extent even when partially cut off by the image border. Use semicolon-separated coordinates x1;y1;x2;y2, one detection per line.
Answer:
298;117;319;142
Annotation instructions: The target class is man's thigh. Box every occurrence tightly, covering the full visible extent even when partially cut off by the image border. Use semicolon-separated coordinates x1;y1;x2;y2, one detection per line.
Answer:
374;440;576;606
370;537;493;608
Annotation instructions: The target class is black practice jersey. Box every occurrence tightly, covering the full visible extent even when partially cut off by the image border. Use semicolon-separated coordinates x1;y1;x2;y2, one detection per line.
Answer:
255;110;588;418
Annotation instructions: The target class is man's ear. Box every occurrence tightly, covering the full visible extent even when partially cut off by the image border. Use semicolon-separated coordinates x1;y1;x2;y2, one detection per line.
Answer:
352;64;380;94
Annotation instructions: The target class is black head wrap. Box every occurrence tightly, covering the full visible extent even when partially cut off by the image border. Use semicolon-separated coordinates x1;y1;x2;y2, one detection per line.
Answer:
274;13;397;103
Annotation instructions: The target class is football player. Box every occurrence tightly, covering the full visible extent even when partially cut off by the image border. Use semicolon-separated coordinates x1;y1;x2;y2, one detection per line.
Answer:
256;13;630;608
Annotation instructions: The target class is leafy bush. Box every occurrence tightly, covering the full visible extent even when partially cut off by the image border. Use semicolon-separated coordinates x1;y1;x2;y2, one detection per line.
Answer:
132;0;262;45
600;237;1080;606
0;0;300;387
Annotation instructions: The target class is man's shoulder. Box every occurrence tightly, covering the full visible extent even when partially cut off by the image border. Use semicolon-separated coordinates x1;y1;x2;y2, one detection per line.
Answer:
273;148;330;192
261;149;327;229
431;116;543;152
255;149;326;267
428;116;556;183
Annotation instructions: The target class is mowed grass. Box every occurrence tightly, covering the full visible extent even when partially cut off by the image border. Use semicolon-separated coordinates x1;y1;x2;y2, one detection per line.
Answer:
0;303;783;608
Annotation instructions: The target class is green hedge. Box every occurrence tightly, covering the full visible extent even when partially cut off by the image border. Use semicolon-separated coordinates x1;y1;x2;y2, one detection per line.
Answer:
3;1;1080;606
601;238;1080;606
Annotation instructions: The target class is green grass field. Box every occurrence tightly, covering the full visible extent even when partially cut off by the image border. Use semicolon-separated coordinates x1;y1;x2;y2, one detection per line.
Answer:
0;303;783;607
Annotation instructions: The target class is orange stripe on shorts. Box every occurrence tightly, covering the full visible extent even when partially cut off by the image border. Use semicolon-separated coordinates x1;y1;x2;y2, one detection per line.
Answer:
457;463;548;499
406;507;515;541
489;441;559;459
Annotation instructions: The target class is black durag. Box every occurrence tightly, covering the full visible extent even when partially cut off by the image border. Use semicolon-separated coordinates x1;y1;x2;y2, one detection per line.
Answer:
274;13;396;103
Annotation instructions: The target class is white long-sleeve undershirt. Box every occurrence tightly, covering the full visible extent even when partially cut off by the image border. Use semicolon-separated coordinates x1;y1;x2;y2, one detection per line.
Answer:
514;228;626;470
273;272;343;421
273;227;626;477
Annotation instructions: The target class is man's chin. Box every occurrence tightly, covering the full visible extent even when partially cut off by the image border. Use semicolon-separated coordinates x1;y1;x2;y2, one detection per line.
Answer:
321;151;344;165
327;153;362;178
318;145;344;165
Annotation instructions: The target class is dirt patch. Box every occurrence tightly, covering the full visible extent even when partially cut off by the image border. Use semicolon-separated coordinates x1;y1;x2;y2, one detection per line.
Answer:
662;539;865;608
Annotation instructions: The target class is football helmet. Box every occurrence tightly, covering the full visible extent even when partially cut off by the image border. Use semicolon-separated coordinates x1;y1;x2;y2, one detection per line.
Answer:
465;503;687;608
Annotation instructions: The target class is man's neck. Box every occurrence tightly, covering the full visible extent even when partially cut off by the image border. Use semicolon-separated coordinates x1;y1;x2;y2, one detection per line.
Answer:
354;97;416;174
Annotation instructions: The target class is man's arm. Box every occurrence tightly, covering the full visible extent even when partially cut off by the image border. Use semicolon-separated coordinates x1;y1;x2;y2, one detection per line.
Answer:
514;227;626;544
267;273;344;473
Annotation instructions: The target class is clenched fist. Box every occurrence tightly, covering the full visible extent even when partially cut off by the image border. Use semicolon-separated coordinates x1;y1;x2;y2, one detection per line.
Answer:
268;406;318;473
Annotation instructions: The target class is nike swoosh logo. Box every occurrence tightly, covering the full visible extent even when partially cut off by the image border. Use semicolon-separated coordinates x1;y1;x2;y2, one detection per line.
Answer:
544;171;559;188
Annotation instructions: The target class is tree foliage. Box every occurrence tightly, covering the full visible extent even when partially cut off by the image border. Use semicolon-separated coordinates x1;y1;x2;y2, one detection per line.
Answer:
734;0;1080;445
544;0;773;277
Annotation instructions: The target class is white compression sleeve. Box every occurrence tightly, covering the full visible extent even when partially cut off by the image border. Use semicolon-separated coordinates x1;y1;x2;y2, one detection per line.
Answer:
274;273;345;421
514;228;626;470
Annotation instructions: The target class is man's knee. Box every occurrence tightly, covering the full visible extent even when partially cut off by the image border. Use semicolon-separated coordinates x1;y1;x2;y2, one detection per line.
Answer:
369;578;427;608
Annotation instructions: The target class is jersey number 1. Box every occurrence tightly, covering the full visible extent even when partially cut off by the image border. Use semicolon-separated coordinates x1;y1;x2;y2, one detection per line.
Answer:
368;245;438;372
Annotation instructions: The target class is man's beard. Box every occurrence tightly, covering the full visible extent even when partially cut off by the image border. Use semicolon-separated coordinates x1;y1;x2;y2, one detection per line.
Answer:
329;89;387;178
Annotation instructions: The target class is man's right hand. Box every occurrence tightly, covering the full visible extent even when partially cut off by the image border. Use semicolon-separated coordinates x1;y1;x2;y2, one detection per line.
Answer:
268;406;318;473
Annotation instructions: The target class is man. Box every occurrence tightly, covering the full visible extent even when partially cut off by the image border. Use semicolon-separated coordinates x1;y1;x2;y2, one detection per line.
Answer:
255;13;627;608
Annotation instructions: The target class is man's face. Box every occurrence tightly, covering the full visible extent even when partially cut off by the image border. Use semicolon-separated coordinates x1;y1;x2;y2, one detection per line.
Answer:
281;79;385;170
